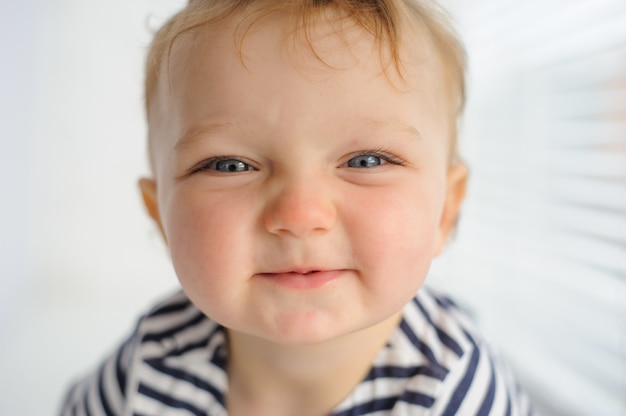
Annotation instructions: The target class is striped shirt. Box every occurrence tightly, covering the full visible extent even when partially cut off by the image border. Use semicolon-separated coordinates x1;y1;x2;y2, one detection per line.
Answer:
60;287;535;415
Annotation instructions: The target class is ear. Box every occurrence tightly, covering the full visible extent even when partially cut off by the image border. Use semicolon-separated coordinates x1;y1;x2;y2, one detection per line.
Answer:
139;178;167;243
434;163;468;256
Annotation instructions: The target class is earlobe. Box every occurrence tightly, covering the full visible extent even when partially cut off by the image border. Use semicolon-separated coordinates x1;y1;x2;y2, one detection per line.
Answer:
139;178;167;243
434;163;468;256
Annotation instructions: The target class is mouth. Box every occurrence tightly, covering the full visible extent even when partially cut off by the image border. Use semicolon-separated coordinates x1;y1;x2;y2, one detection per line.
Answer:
267;268;325;275
256;268;346;290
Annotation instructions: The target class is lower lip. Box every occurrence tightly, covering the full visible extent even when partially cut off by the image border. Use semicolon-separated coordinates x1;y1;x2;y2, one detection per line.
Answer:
257;270;345;290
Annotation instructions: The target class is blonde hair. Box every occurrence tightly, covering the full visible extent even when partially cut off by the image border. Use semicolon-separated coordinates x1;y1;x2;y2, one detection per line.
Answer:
145;0;466;153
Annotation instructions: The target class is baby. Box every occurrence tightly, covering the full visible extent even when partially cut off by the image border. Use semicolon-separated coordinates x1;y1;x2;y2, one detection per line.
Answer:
61;0;534;415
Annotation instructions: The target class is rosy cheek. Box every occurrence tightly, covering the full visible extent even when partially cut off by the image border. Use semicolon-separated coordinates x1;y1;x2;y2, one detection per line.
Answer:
165;195;212;268
166;189;250;276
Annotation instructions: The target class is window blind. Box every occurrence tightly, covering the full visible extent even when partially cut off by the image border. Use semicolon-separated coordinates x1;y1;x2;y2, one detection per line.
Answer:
432;1;626;415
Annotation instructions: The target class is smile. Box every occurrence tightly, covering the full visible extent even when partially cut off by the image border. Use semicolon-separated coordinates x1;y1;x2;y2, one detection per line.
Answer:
256;269;346;290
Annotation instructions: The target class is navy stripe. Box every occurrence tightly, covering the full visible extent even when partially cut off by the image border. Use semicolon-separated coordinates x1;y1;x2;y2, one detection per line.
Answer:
365;364;448;382
441;333;480;416
138;383;206;415
72;401;80;416
399;319;444;371
400;390;435;407
413;297;464;357
159;324;225;359
210;338;229;370
476;357;496;416
74;386;86;415
60;383;78;416
429;290;458;311
70;400;79;416
172;336;216;358
60;291;533;416
146;359;226;405
115;338;129;396
150;299;192;316
332;396;397;416
429;291;477;322
97;362;115;415
80;389;89;416
141;311;206;343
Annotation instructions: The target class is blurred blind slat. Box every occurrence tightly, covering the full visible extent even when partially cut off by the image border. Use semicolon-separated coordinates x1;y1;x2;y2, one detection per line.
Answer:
434;0;626;415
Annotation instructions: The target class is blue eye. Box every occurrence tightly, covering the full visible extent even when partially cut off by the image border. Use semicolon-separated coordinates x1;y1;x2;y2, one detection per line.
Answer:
347;154;383;168
184;157;255;178
213;158;253;172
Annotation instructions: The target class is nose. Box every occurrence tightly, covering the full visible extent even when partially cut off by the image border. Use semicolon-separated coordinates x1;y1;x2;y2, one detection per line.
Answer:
263;177;337;238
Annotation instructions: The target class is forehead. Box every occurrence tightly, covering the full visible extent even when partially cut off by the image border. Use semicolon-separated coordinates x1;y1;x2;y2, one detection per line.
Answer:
154;9;446;106
146;10;454;168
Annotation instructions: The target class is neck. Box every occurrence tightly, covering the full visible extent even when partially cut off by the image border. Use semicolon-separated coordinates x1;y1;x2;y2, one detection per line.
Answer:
226;311;402;416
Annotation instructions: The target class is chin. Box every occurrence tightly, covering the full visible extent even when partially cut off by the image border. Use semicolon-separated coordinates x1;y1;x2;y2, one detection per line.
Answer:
264;328;341;347
257;316;357;347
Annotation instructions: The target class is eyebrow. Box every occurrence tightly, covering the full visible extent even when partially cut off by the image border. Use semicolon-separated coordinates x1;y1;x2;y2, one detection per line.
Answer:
354;116;423;141
173;122;238;153
173;117;422;152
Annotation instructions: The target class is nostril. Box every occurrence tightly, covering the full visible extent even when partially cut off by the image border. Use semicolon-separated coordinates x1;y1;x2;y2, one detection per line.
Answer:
262;184;337;238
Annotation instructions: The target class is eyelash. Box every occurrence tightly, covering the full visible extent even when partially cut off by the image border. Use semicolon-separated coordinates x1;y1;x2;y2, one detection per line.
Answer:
185;148;406;176
187;156;256;176
344;149;406;168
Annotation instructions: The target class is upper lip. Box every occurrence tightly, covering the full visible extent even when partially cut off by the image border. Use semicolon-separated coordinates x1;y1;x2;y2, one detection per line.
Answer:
260;267;337;275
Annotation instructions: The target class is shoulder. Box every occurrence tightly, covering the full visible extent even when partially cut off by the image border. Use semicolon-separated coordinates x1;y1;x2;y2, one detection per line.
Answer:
337;287;534;415
60;291;230;416
136;290;213;344
127;290;230;415
404;286;479;367
401;287;534;415
131;289;227;362
383;286;484;376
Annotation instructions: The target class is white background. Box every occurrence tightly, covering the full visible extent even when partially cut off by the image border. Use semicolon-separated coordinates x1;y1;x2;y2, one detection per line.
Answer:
1;1;625;415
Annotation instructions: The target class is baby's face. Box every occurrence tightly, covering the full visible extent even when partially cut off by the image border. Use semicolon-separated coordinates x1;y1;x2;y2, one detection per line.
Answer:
142;14;466;345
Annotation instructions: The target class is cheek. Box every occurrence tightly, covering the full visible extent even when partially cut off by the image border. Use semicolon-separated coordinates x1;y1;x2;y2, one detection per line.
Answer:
344;182;443;285
163;189;253;298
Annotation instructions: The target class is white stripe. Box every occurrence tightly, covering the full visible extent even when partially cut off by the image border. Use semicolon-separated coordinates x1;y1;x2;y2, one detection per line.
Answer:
134;356;228;412
140;302;202;336
132;393;195;416
417;289;471;353
59;378;84;415
101;352;125;414
392;319;435;367
390;400;433;415
139;363;214;409
455;342;492;414
140;316;219;359
61;289;535;416
86;369;107;416
489;357;510;415
75;398;87;416
428;335;473;414
403;297;466;368
405;373;446;400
